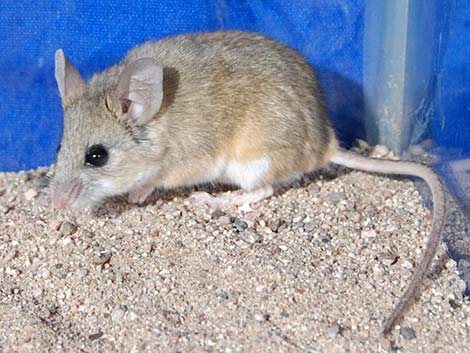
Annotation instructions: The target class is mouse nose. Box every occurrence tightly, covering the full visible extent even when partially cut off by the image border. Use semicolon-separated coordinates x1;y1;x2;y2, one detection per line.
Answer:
50;177;83;209
51;195;67;209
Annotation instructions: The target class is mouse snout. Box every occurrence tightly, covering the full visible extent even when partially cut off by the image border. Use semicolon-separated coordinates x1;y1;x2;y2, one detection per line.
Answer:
50;178;83;209
51;195;67;209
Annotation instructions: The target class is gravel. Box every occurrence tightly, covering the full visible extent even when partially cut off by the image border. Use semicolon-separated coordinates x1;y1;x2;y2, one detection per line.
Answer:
400;326;417;340
0;155;469;352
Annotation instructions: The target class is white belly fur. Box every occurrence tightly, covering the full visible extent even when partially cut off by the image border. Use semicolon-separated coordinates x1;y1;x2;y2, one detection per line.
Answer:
208;157;271;190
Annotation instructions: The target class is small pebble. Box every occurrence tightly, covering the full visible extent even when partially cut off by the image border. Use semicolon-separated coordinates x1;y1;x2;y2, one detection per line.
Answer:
370;144;389;157
326;192;346;204
3;248;18;263
24;188;38;201
49;304;59;315
304;222;315;232
254;313;269;322
218;215;232;225
232;218;248;232
56;289;65;299
242;232;261;244
211;210;226;219
268;219;286;233
78;269;89;279
6;267;20;277
82;230;95;238
377;251;398;266
60;221;78;236
50;221;62;231
143;242;154;254
0;204;12;215
400;326;416;340
111;305;128;322
32;287;43;297
88;331;103;340
361;229;377;238
326;324;340;338
352;139;370;152
93;252;112;266
307;182;321;193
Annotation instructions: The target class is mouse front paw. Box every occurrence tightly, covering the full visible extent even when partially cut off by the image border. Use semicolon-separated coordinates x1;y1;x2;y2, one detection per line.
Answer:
128;184;155;204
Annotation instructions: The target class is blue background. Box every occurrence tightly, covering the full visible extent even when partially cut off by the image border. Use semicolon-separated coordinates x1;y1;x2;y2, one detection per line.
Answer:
0;0;468;173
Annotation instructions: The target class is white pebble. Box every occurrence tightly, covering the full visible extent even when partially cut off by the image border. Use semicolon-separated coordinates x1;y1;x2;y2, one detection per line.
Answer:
24;188;38;201
370;145;389;157
327;324;340;338
361;229;377;238
254;313;267;322
111;305;127;322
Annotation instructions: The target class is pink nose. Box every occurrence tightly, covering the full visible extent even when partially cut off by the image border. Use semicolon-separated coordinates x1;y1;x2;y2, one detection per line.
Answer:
51;195;67;209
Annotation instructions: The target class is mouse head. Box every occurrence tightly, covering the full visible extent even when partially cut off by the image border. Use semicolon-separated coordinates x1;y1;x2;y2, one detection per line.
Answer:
49;49;164;208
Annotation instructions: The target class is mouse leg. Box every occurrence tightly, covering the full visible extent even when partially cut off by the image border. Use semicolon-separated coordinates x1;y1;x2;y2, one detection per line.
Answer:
191;156;276;210
191;186;274;210
128;183;155;204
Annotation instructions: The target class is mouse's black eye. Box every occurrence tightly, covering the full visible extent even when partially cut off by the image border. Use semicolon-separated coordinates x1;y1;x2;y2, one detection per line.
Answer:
85;144;109;167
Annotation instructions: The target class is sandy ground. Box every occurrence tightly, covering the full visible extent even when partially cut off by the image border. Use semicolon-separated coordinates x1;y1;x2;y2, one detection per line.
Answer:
1;149;469;353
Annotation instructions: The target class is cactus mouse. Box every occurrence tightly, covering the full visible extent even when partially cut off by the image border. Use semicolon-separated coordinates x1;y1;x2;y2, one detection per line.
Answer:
48;31;446;335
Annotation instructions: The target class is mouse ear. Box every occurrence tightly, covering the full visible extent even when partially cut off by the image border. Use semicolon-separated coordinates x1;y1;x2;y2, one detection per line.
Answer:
55;49;86;103
114;58;164;127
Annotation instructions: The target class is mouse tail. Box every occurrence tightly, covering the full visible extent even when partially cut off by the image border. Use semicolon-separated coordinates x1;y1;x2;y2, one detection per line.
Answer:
331;149;446;335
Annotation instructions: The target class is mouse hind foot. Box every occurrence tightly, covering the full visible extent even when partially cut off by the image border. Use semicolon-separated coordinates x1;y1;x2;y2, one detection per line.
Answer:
191;186;274;211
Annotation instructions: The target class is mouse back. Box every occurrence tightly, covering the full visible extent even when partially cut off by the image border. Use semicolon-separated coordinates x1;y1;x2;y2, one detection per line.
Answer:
121;31;338;185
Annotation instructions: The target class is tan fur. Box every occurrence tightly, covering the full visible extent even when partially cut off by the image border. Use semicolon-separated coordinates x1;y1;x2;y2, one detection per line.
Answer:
50;30;446;336
51;31;335;205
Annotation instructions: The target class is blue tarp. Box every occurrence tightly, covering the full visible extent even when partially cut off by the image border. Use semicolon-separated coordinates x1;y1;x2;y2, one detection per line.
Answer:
0;0;468;174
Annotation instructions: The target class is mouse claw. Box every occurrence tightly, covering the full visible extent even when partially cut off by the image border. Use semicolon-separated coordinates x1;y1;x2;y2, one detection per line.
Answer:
128;184;155;204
